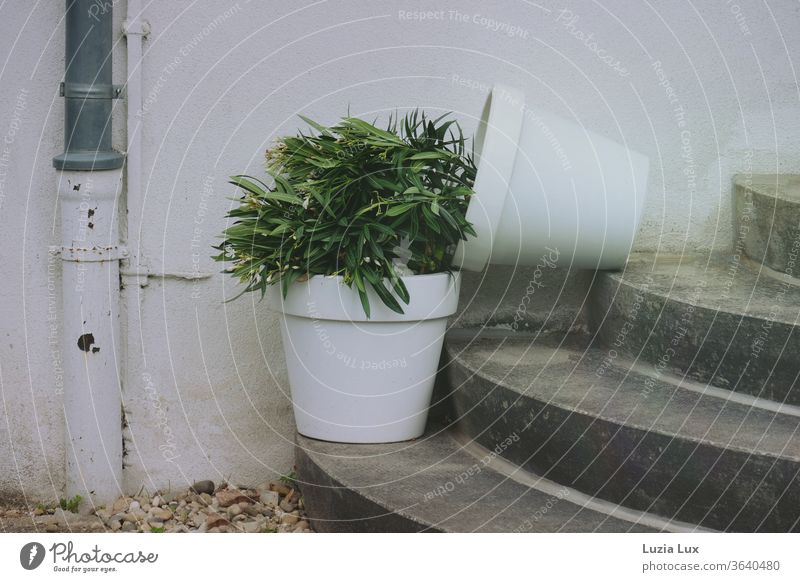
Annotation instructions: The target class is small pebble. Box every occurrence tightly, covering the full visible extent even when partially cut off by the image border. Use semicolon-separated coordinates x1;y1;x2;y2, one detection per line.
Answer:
152;508;172;521
269;482;292;496
190;480;215;495
259;491;280;507
206;513;229;529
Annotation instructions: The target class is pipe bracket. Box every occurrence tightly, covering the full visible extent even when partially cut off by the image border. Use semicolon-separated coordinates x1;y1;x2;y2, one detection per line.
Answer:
60;82;124;100
122;19;151;36
60;245;128;263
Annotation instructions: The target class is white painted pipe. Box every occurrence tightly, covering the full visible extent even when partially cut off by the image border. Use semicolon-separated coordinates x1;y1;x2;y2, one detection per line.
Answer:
454;84;649;271
59;169;124;506
114;0;149;498
123;0;148;283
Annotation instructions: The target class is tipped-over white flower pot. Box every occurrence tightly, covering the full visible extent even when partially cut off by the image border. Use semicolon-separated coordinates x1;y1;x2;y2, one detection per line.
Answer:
270;272;459;443
454;84;649;271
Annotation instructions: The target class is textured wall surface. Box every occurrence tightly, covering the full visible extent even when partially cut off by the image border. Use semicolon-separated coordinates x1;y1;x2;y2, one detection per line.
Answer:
1;0;799;501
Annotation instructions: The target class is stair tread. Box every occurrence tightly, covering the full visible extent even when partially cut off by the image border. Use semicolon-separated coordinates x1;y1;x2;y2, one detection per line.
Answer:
734;174;800;280
446;333;800;461
612;253;800;326
736;174;800;203
593;253;800;405
297;430;663;532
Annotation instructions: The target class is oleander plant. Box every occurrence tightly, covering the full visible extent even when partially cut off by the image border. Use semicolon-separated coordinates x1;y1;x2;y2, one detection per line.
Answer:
214;111;477;316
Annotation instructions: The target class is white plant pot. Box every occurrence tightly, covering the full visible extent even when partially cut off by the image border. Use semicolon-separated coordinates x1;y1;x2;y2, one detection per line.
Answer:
270;272;460;443
454;84;650;271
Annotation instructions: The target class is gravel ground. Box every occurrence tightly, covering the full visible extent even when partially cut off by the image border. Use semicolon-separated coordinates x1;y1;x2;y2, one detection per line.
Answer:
0;477;314;533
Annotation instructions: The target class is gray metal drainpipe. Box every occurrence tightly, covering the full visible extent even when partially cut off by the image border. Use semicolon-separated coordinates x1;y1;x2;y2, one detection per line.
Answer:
54;0;124;171
54;0;125;508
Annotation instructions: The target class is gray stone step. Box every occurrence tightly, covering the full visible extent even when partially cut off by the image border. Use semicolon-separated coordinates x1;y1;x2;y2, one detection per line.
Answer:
444;331;800;532
296;428;687;533
590;253;800;405
735;174;800;278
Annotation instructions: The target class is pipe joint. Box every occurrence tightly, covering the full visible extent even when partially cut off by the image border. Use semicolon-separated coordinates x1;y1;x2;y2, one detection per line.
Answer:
60;244;127;263
60;82;124;100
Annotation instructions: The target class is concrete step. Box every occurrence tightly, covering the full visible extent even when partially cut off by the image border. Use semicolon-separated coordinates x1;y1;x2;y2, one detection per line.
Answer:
444;331;800;532
735;174;800;278
295;427;695;533
589;253;800;405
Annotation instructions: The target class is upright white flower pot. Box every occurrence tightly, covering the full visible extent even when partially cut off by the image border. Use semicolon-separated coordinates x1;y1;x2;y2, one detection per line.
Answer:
270;272;459;443
454;84;650;271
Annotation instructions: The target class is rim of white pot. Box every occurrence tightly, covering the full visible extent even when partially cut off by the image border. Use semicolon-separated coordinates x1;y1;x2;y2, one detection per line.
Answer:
268;271;461;322
453;83;525;272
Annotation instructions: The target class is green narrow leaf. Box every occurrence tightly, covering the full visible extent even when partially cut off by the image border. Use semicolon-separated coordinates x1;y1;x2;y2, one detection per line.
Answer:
385;203;416;217
437;206;458;230
392;276;410;305
298;115;334;137
229;175;266;196
344;117;404;144
408;151;448;161
421;204;441;233
372;281;403;314
357;287;371;319
232;174;302;205
353;269;366;293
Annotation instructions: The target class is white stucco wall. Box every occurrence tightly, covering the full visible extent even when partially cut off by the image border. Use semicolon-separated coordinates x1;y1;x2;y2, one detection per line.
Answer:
1;1;73;504
1;0;799;502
